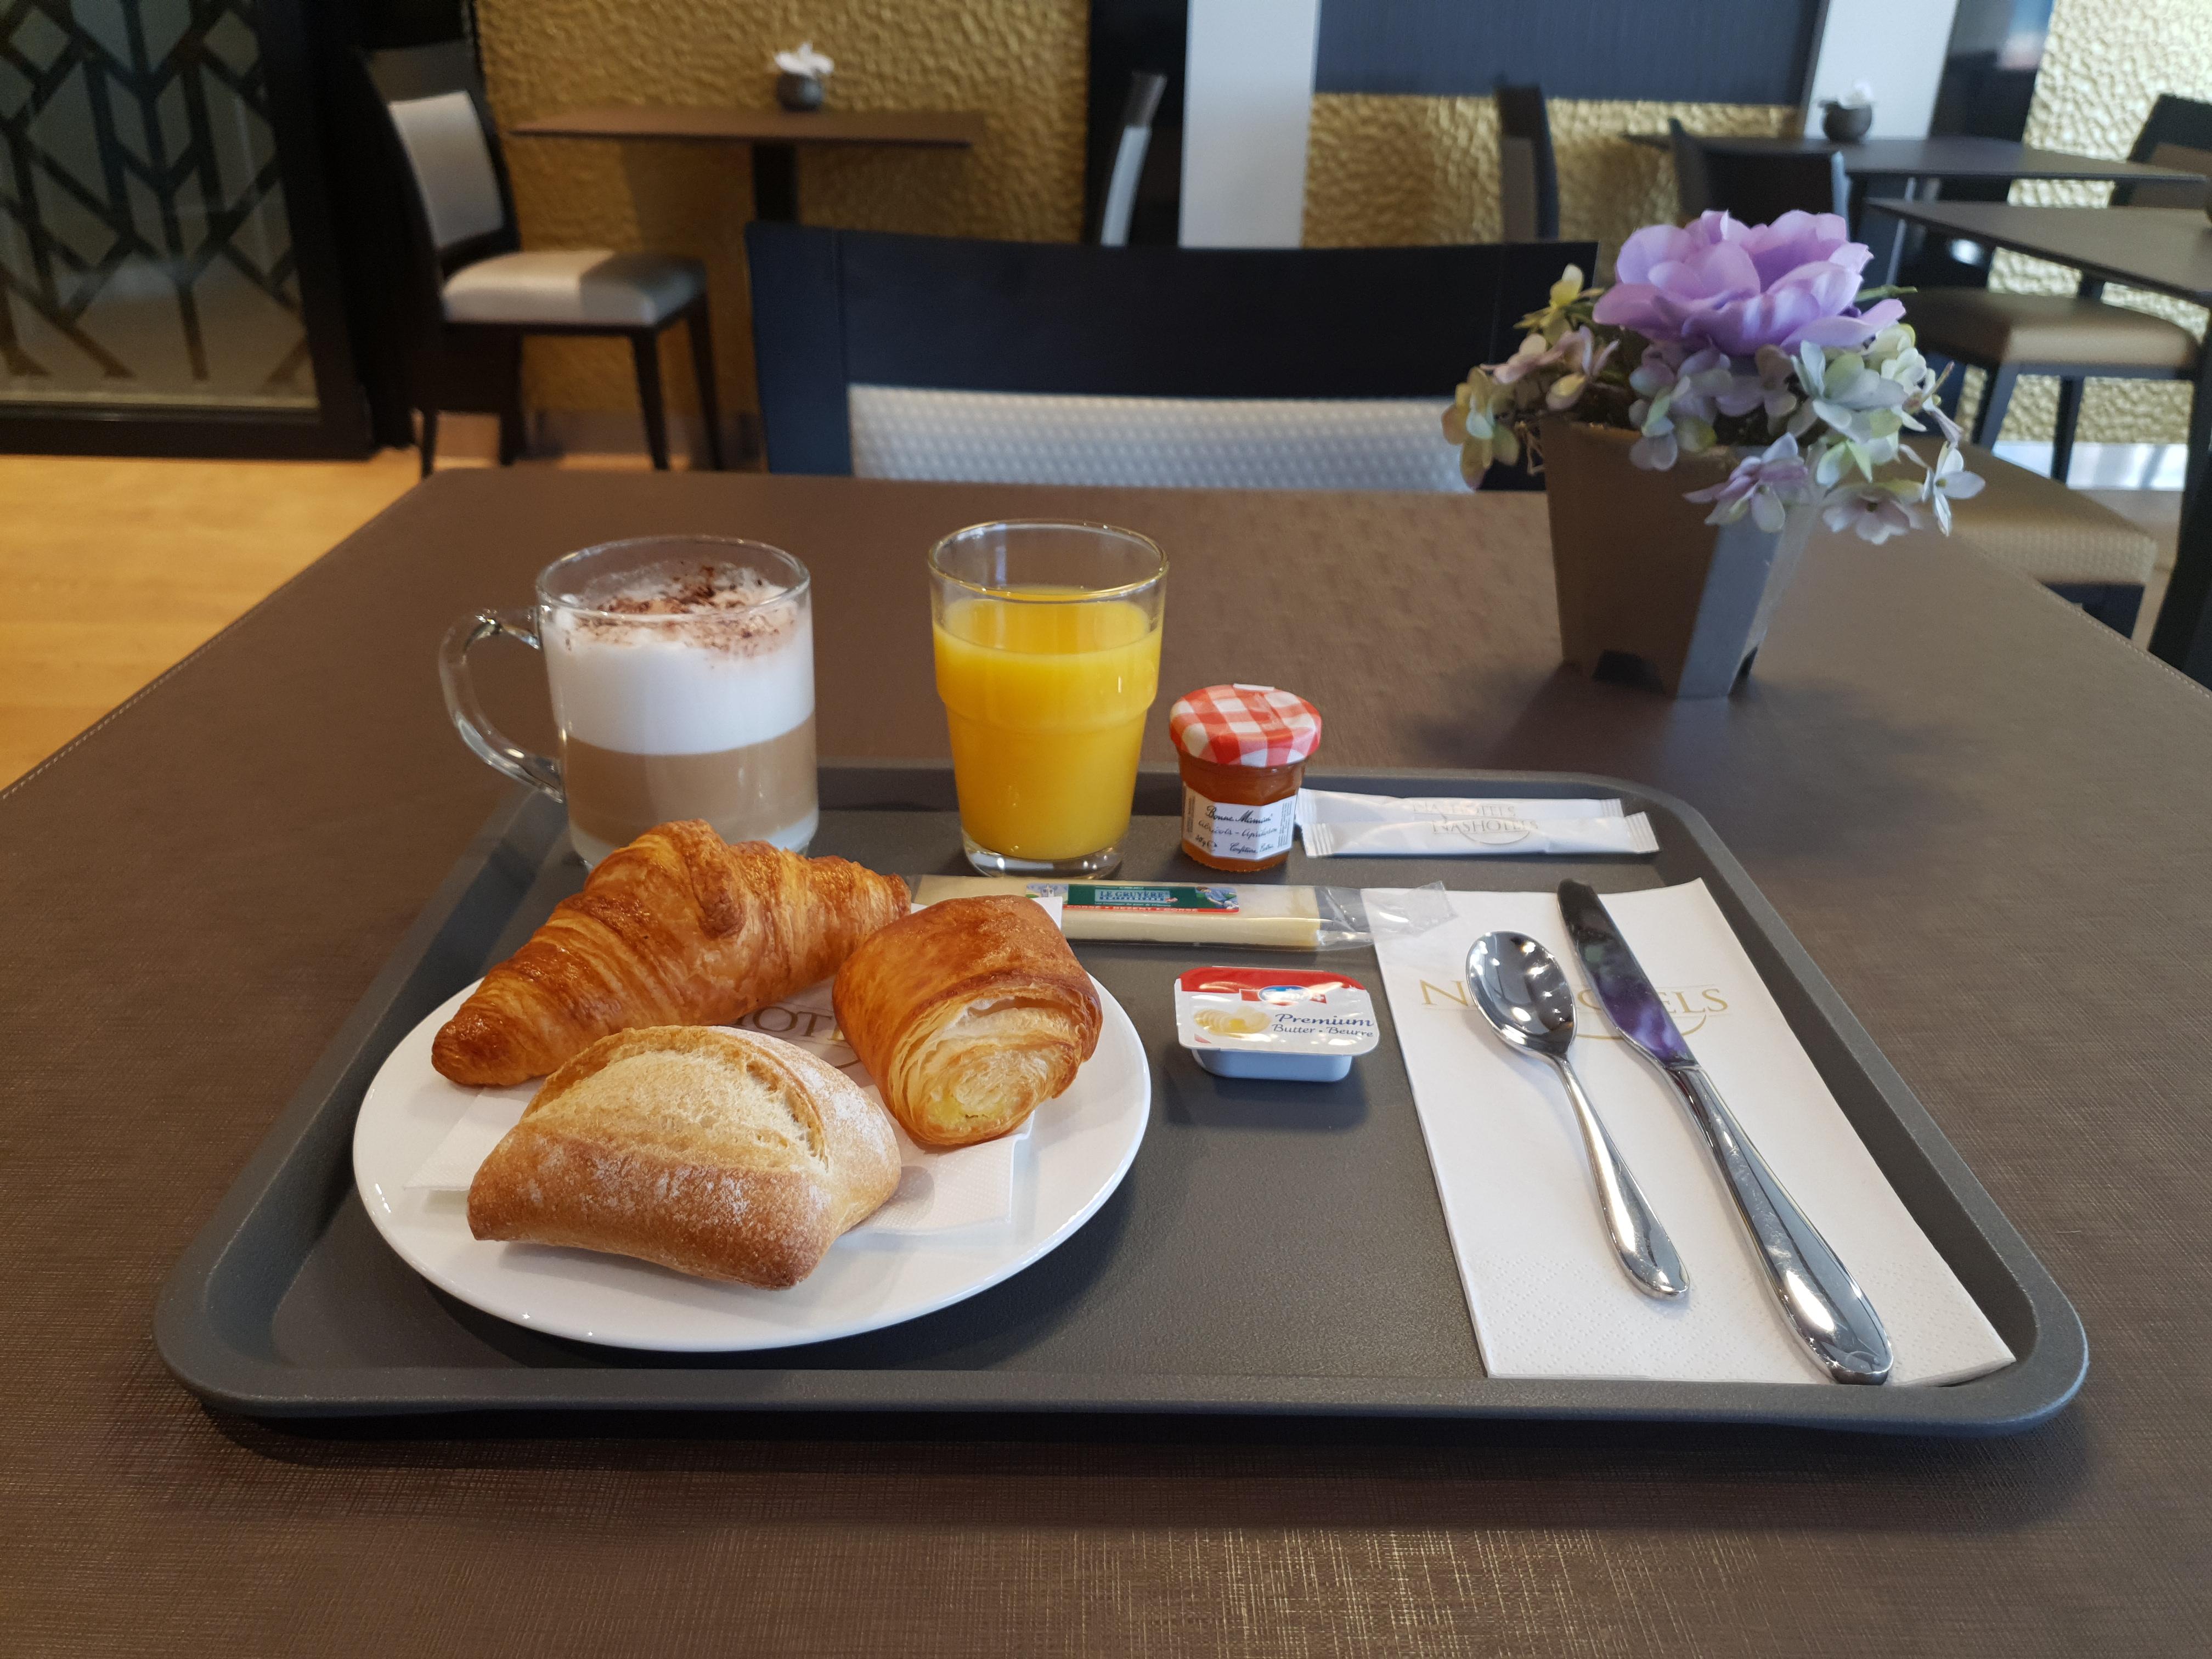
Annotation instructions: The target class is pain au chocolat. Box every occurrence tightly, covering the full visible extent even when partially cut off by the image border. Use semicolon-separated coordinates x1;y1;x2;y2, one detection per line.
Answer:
832;895;1102;1148
432;821;909;1087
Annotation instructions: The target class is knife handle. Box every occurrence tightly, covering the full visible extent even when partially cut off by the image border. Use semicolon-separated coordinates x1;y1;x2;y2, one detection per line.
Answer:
1665;1065;1893;1384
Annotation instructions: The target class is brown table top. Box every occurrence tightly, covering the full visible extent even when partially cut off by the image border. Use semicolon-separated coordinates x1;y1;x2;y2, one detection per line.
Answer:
1870;202;2212;307
7;470;2212;1654
1620;133;2204;186
510;105;986;148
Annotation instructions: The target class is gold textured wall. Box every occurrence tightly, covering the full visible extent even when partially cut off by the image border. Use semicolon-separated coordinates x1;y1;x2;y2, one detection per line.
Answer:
1979;0;2212;445
475;0;1088;423
1304;98;1793;259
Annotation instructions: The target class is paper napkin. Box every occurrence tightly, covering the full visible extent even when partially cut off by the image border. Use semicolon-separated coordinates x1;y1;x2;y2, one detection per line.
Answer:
1368;882;2014;1386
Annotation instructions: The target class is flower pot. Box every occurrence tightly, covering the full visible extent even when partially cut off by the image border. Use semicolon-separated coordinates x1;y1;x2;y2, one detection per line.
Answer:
1540;420;1819;698
776;72;824;111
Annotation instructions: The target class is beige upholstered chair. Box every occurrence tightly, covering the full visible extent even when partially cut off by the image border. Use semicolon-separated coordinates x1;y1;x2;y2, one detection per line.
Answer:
365;44;724;476
1947;443;2159;633
1913;95;2212;486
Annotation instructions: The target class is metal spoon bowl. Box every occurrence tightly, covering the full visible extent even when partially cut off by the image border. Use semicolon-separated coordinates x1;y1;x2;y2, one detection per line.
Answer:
1466;931;1688;1300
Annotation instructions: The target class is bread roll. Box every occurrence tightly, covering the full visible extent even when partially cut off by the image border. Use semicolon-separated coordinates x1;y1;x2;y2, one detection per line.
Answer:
832;896;1101;1148
466;1025;899;1288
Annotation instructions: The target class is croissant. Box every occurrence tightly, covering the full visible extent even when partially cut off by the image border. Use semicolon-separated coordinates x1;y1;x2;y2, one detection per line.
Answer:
432;820;909;1087
832;895;1101;1148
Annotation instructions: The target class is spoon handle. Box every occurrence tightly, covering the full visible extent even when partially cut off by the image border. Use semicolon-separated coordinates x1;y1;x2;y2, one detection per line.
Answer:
1553;1056;1688;1299
1663;1065;1892;1384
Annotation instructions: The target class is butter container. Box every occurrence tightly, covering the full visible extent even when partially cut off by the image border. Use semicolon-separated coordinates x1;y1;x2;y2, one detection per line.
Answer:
1173;967;1379;1082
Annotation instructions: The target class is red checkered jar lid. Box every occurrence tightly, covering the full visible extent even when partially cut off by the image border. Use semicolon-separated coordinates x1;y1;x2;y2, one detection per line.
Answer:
1169;684;1323;768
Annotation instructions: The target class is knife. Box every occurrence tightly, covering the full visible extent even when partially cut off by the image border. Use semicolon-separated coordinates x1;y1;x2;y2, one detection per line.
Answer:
1557;881;1893;1385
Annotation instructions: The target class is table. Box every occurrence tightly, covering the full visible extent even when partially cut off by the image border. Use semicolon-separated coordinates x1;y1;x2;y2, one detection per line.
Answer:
1870;202;2212;679
1621;133;2204;189
7;471;2212;1654
1624;134;2203;283
510;106;986;223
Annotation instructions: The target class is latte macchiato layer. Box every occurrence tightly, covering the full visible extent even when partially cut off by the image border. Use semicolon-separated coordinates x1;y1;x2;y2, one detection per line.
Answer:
563;719;819;854
544;563;817;857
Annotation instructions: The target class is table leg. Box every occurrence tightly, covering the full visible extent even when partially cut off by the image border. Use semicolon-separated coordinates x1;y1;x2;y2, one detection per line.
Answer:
2148;352;2212;679
1860;177;1918;287
751;142;799;222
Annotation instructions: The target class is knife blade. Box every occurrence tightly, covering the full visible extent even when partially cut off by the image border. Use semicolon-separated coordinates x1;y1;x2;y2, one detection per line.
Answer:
1557;881;1893;1385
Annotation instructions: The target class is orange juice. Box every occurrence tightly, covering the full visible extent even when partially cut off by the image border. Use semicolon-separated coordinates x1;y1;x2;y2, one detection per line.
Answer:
934;592;1162;861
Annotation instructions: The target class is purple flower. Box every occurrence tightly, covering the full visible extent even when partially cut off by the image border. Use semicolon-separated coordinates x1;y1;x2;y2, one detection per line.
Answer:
1684;433;1813;531
1821;482;1926;544
1594;210;1905;356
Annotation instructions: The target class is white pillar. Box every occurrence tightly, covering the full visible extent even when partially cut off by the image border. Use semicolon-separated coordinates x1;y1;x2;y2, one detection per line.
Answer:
1180;0;1322;247
1801;0;1962;138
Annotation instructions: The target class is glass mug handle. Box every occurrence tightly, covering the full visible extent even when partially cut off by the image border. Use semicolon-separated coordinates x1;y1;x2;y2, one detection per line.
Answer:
438;609;563;798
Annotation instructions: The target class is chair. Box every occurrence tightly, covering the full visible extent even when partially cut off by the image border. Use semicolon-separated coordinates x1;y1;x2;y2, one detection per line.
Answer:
1093;71;1167;246
1496;85;1559;241
742;225;1593;489
1668;119;1713;219
1671;126;1847;223
1946;443;2159;634
1910;94;2212;485
362;43;724;476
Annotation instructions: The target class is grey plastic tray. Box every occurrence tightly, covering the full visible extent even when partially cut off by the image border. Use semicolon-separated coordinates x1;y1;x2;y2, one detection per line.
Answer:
155;764;2085;1433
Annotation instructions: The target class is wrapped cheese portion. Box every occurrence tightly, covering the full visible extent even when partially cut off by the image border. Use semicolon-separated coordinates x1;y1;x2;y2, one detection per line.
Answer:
911;876;1350;950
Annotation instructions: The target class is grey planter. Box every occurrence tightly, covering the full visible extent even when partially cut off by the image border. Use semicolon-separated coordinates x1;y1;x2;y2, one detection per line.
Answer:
1541;420;1817;699
776;72;825;111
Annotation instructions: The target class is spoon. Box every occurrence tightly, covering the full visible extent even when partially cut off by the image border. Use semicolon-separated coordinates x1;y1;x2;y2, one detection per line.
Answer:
1467;931;1689;1300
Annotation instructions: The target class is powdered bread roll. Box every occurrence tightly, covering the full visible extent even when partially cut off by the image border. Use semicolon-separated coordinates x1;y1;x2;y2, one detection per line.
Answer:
833;896;1101;1148
466;1025;899;1288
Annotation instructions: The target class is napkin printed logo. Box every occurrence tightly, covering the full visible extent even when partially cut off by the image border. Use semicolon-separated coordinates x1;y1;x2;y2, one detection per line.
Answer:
1414;977;1729;1035
727;999;866;1075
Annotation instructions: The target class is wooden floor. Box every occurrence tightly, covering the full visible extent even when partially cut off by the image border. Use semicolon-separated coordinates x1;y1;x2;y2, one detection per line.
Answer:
0;452;421;788
0;452;2191;791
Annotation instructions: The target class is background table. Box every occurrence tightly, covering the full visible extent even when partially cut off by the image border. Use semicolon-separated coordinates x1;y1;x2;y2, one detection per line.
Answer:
1871;201;2212;680
511;106;986;223
6;473;2212;1654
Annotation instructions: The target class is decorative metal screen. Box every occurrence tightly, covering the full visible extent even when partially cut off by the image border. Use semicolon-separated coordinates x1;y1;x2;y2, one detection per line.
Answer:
0;0;314;408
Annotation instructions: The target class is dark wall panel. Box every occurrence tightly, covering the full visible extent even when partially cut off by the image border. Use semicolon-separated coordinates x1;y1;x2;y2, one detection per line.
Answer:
1316;0;1825;107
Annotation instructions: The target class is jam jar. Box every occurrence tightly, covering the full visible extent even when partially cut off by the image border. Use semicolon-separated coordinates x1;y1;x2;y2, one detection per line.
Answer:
1168;684;1322;872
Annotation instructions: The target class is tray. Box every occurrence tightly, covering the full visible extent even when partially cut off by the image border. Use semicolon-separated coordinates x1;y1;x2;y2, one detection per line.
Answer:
155;765;2087;1433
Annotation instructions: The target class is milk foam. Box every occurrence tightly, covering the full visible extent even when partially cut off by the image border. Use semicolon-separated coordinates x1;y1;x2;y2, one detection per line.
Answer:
545;584;814;756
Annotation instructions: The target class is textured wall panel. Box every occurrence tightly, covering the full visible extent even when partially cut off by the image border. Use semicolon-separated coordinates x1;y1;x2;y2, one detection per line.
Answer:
476;0;1088;420
1304;97;1792;262
1980;0;2212;445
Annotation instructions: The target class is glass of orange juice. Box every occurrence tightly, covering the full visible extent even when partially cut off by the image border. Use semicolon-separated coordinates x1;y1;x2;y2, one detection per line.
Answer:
929;521;1166;875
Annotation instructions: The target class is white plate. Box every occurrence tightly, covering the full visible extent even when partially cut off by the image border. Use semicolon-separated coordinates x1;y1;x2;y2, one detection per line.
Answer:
351;978;1149;1351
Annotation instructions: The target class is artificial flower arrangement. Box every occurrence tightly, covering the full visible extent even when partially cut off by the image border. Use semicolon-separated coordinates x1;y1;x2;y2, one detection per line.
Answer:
1446;210;1983;544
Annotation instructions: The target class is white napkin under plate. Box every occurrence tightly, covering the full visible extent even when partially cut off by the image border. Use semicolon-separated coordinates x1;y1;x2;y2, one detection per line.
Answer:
1368;881;2014;1386
405;894;1064;1237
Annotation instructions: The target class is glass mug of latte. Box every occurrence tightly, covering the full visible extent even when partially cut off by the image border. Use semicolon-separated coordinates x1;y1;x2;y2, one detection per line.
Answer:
441;535;817;866
929;520;1166;876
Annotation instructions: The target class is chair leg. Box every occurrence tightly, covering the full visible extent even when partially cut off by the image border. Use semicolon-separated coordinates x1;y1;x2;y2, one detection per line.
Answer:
685;302;726;471
1972;364;2022;447
2051;377;2084;484
631;331;670;470
2186;360;2212;509
418;407;438;479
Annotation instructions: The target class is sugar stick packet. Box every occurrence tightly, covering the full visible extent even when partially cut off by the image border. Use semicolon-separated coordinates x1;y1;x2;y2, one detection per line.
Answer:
1296;791;1658;858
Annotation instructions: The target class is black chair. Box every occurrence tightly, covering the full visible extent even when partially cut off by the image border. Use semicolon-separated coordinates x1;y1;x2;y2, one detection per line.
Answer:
743;224;1592;486
1912;93;2212;482
1668;119;1713;218
1496;85;1559;241
1682;138;1849;224
362;43;724;476
1092;72;1168;246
